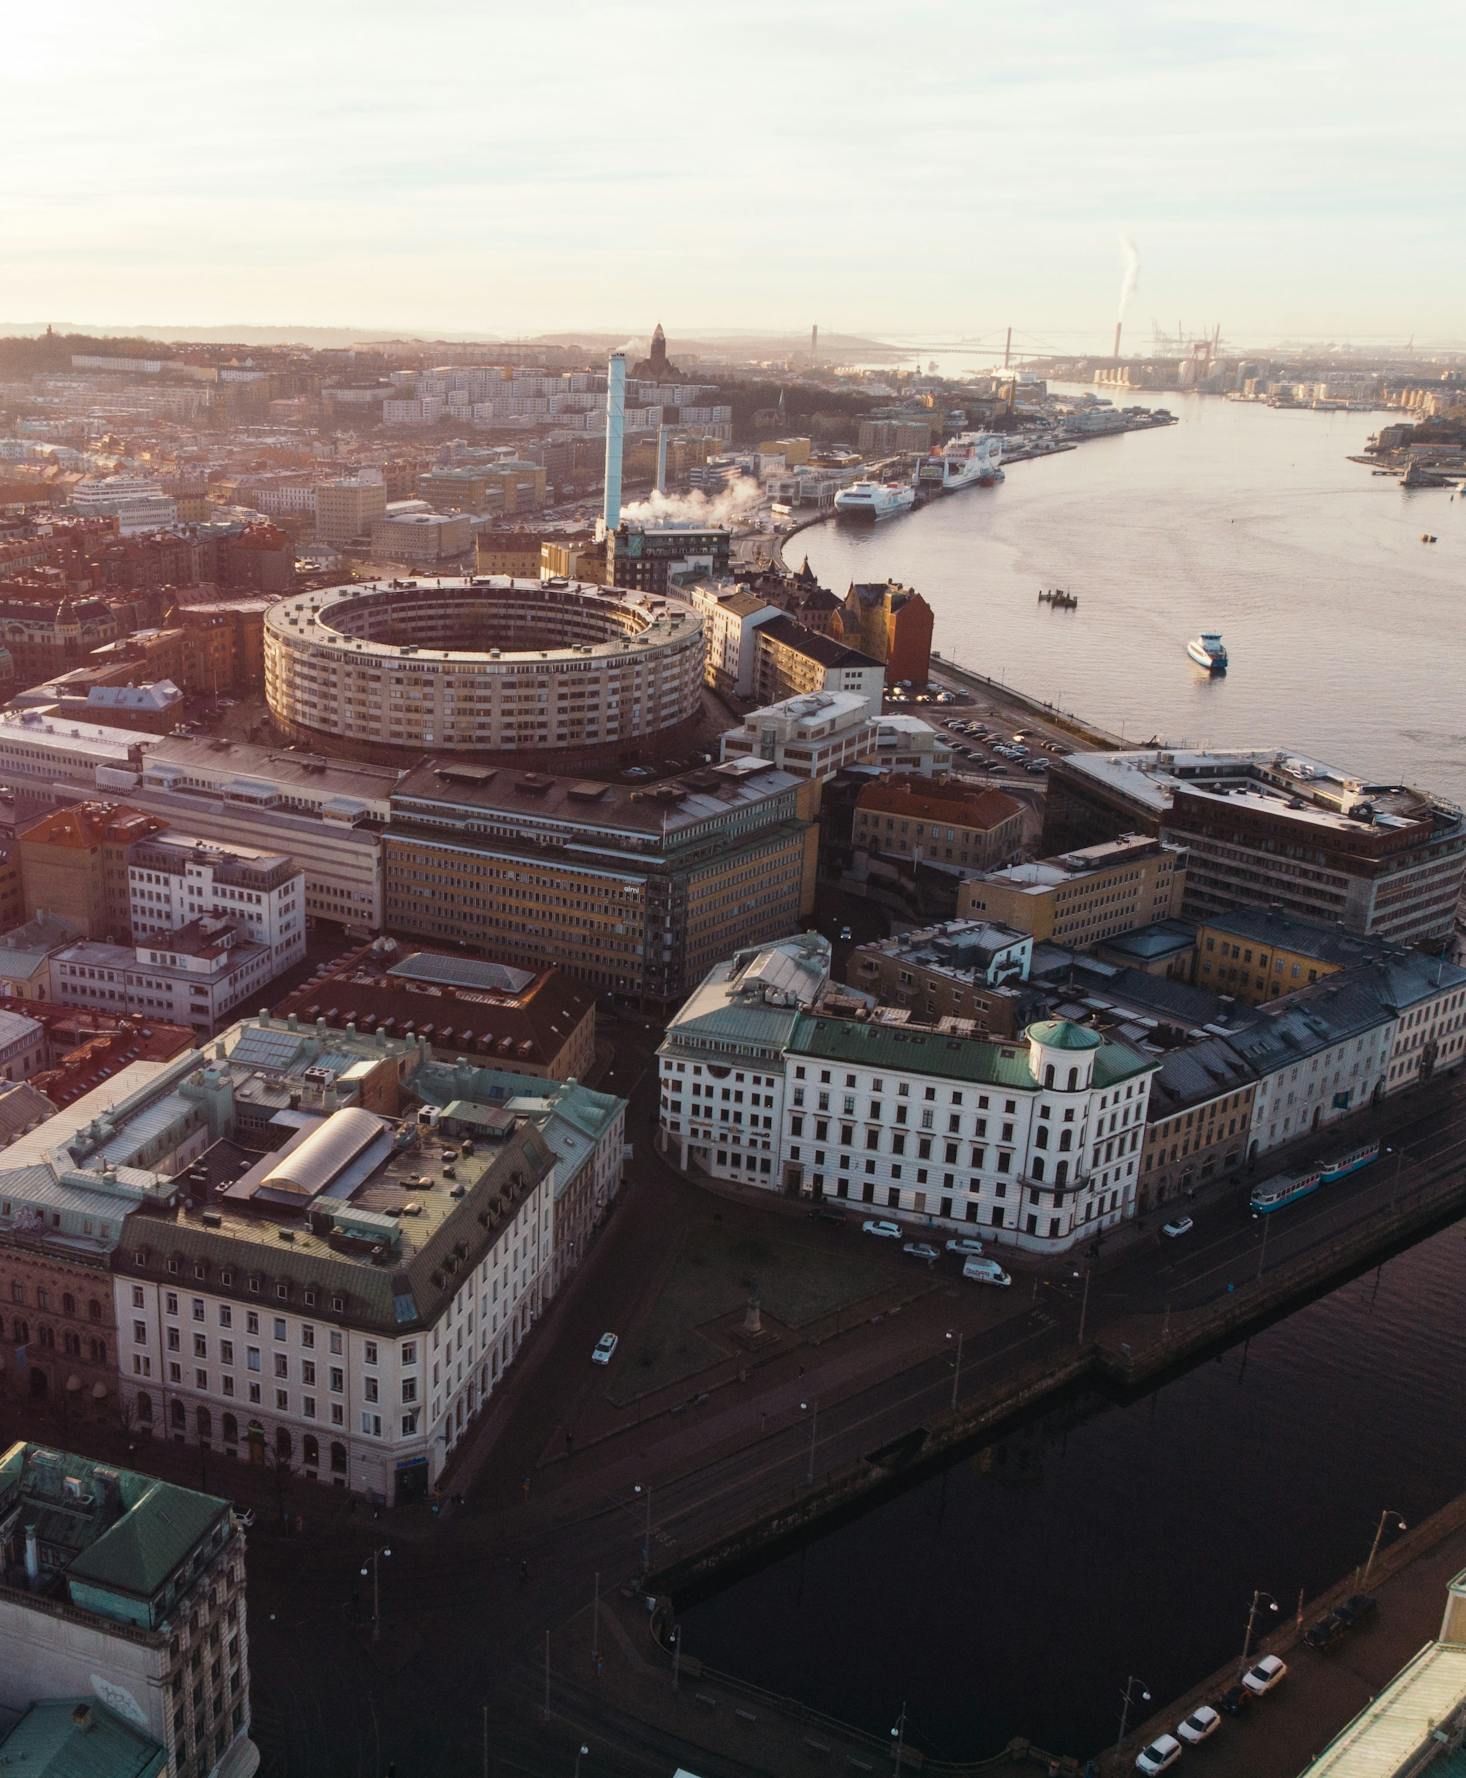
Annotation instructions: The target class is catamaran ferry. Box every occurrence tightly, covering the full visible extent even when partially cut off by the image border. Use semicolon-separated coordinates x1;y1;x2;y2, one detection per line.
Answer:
833;480;917;521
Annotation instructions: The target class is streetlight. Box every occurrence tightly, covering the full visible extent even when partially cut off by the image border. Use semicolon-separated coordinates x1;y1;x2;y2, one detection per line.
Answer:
1252;1209;1272;1282
1362;1508;1407;1586
1241;1589;1280;1669
890;1701;907;1775
574;1745;589;1776
1074;1265;1093;1347
1114;1676;1151;1757
800;1399;818;1485
359;1545;392;1645
945;1329;964;1411
633;1483;652;1568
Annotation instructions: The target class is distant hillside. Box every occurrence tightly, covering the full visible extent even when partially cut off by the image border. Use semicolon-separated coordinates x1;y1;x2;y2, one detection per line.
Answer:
0;321;905;361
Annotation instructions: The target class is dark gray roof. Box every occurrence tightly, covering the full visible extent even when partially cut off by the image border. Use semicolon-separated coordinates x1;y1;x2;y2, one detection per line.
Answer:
1147;1036;1258;1119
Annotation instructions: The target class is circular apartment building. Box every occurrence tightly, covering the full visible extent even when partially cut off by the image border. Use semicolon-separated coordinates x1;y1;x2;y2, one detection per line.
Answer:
263;576;705;765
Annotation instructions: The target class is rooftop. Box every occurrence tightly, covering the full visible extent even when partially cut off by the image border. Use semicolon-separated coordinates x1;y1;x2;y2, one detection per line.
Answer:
856;776;1025;831
0;1698;165;1778
1298;1629;1466;1778
0;1441;230;1618
977;835;1176;892
757;615;881;671
663;933;832;1053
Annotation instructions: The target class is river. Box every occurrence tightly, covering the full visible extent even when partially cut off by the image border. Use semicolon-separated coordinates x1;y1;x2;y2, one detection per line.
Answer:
679;1216;1466;1761
793;388;1466;804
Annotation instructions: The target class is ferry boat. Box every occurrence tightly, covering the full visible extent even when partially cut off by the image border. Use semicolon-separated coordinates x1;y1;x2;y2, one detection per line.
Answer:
1250;1167;1321;1215
1186;632;1228;673
833;480;916;521
1317;1139;1380;1184
917;432;1005;493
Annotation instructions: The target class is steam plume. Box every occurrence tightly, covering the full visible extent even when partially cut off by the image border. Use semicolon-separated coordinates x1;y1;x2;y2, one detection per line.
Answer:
620;479;764;529
1117;235;1141;322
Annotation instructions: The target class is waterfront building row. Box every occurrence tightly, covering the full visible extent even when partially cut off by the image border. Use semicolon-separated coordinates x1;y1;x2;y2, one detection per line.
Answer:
659;928;1466;1241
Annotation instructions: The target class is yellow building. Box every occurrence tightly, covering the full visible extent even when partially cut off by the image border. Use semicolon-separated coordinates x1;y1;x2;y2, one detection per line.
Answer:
475;531;544;577
1192;907;1382;1005
758;436;812;466
540;534;601;579
958;836;1188;946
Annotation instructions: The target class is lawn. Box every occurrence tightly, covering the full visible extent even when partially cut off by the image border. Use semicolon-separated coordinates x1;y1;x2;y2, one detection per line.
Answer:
607;1216;893;1405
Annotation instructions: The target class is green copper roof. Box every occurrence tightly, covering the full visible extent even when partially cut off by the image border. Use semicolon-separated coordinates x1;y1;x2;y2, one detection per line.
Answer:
787;1013;1154;1092
0;1700;166;1778
67;1476;226;1601
1026;1018;1104;1051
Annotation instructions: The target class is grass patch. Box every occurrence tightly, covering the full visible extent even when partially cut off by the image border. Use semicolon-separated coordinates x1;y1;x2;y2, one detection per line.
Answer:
606;1218;892;1405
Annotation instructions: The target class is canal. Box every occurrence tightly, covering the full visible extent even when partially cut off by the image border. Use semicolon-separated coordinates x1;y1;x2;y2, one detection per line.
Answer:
678;1213;1466;1762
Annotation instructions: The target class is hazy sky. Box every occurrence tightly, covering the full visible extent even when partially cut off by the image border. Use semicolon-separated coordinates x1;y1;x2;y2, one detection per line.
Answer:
7;0;1464;347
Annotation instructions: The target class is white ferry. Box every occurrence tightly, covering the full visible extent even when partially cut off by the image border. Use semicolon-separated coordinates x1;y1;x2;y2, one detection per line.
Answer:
1186;632;1229;673
916;432;1004;493
833;480;917;521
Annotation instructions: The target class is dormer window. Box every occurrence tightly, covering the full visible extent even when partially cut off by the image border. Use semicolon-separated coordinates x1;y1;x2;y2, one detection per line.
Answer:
247;1276;260;1294
331;1295;345;1313
166;1258;181;1275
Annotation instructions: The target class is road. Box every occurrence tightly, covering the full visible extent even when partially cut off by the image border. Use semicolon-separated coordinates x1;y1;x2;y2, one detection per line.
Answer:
231;1059;1466;1777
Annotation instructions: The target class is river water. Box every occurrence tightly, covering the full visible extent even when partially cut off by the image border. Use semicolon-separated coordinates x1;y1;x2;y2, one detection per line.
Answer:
794;389;1466;804
680;1218;1466;1761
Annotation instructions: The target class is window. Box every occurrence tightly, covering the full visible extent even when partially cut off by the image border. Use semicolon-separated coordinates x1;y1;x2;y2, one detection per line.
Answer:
401;1341;417;1365
364;1377;379;1403
329;1367;344;1393
219;1305;232;1329
165;1292;179;1316
273;1318;286;1341
364;1340;378;1366
246;1348;261;1372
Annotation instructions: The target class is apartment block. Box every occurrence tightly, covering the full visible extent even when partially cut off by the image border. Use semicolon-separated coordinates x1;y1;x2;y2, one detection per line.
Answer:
958;836;1188;946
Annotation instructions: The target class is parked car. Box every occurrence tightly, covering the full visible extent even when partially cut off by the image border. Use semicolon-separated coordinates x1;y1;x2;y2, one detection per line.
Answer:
1176;1705;1220;1745
861;1219;902;1240
962;1256;1012;1287
232;1505;256;1529
839;926;853;940
591;1332;619;1365
1135;1733;1183;1774
1242;1655;1287;1696
945;1238;985;1257
902;1242;940;1263
1303;1611;1347;1651
1214;1684;1252;1718
1161;1216;1195;1239
807;1207;847;1227
1336;1592;1377;1627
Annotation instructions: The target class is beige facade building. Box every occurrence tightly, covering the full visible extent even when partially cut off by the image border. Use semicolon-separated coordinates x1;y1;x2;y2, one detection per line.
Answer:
958;836;1188;945
752;616;885;715
369;510;473;564
854;777;1026;873
313;477;386;546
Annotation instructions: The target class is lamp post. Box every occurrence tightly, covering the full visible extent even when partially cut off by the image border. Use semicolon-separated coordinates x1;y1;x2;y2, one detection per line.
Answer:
891;1701;907;1775
1252;1208;1271;1282
1362;1508;1407;1586
800;1399;818;1485
359;1545;391;1645
1075;1265;1093;1347
574;1745;589;1776
1114;1676;1151;1758
1241;1588;1280;1670
945;1329;964;1411
633;1483;652;1568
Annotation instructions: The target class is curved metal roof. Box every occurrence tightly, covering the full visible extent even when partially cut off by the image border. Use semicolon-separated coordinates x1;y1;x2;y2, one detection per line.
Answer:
261;1107;387;1198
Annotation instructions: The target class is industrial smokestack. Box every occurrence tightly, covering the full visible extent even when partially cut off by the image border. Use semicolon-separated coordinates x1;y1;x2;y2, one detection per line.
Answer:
1112;321;1122;361
655;425;669;495
810;323;819;364
603;351;626;531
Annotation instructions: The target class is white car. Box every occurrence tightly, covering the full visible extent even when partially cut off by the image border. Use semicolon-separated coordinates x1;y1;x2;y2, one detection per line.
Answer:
839;926;853;940
945;1238;985;1258
902;1242;940;1263
1177;1705;1220;1746
1135;1734;1183;1774
861;1219;902;1240
1161;1216;1195;1239
1242;1655;1287;1696
591;1332;619;1365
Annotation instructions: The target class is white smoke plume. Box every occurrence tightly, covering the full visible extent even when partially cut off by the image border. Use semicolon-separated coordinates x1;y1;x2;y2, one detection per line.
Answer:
620;479;766;529
1117;235;1141;323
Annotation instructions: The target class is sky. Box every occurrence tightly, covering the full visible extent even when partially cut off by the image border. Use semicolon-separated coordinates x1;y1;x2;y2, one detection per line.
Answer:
5;0;1465;348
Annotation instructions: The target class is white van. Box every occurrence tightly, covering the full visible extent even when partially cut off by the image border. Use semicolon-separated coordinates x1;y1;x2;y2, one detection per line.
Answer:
963;1256;1012;1288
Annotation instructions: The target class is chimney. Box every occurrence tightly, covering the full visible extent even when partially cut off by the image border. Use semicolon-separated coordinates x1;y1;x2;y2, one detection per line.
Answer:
654;425;669;496
810;323;819;364
1112;321;1123;361
602;352;626;531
